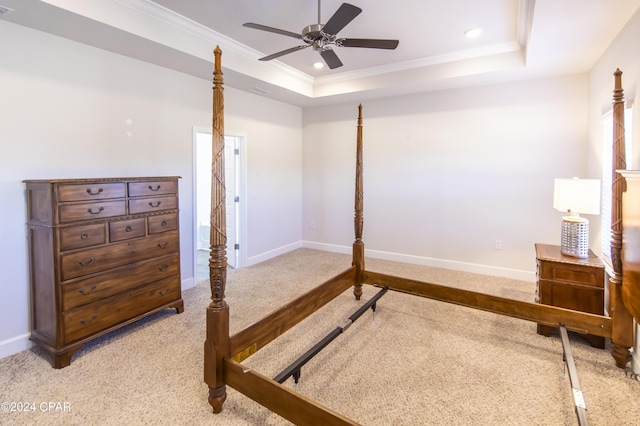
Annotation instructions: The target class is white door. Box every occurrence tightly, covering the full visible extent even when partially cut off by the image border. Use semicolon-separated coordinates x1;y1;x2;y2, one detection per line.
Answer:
195;131;241;269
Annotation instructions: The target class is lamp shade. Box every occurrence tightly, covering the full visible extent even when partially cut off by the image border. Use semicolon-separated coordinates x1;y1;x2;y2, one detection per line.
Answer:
553;178;601;215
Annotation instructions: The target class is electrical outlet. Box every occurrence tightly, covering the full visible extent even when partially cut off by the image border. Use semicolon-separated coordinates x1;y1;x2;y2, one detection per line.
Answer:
495;240;503;250
309;221;315;229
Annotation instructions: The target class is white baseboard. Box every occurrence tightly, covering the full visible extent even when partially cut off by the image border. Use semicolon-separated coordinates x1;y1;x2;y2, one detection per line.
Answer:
0;333;32;360
182;276;196;291
246;241;303;266
302;241;535;282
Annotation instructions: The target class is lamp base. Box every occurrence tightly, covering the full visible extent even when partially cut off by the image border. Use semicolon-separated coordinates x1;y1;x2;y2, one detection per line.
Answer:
560;216;589;258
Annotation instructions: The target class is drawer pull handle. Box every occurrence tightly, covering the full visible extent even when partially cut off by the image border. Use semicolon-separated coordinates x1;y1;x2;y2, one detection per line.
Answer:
79;285;97;295
161;220;167;227
80;232;88;240
86;188;103;196
80;314;97;325
87;207;104;215
78;256;96;266
158;263;170;272
148;185;161;192
159;288;172;296
157;242;169;249
125;225;132;232
149;201;162;208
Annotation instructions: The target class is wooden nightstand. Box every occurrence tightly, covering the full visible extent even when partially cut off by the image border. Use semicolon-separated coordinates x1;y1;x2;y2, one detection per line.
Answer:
535;243;605;348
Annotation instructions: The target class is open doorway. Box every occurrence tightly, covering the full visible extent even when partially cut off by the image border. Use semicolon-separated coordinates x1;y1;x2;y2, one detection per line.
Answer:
194;128;243;283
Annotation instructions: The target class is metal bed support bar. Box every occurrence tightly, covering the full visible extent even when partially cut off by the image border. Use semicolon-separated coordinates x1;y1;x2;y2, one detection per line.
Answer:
274;286;389;384
559;324;589;426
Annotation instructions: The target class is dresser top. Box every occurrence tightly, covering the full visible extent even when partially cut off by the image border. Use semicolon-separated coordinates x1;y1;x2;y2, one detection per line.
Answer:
535;243;604;268
24;176;181;184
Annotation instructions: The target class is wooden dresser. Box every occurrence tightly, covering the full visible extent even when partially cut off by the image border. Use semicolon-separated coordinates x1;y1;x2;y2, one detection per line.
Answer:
24;177;184;368
535;243;605;348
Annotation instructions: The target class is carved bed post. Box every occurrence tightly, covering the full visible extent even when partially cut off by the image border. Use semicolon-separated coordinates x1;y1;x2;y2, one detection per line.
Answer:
609;68;633;368
352;104;364;300
204;46;230;412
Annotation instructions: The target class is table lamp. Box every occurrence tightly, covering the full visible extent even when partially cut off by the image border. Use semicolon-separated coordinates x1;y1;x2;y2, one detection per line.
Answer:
553;177;601;258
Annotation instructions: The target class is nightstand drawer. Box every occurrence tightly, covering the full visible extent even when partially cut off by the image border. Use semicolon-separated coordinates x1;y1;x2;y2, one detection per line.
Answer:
539;263;603;287
538;279;604;314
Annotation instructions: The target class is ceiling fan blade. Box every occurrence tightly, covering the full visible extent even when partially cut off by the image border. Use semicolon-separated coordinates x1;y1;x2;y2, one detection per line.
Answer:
243;22;302;39
320;48;343;69
321;3;362;35
339;38;399;49
259;45;310;61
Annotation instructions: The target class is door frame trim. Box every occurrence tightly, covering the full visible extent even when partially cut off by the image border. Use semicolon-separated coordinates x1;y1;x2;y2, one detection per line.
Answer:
192;126;246;283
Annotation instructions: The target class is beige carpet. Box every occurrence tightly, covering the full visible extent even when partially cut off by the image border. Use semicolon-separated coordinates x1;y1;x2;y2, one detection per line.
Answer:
1;248;639;425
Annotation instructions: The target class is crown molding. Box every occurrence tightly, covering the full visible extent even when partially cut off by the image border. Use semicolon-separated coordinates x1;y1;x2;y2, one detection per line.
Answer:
114;0;313;83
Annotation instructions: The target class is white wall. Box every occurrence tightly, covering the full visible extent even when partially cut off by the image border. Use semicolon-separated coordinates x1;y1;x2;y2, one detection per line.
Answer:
0;20;301;359
587;8;640;257
302;74;590;278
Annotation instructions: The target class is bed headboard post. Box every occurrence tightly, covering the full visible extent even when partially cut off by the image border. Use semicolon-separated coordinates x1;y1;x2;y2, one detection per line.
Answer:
204;45;230;413
352;104;364;300
608;68;633;368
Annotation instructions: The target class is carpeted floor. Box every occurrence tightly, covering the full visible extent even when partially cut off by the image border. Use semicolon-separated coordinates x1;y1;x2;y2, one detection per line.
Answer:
1;248;639;425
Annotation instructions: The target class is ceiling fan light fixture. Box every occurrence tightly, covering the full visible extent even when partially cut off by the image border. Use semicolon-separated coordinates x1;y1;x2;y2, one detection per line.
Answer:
464;27;483;38
313;62;325;69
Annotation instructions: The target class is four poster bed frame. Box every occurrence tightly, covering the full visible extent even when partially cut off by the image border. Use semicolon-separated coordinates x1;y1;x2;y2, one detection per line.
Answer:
203;47;638;425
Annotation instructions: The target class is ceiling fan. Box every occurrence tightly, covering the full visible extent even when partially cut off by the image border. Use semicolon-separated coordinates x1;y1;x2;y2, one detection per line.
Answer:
243;1;399;69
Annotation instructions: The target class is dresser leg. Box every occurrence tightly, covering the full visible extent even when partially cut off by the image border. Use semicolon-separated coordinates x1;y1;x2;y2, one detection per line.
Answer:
48;344;83;369
172;299;185;314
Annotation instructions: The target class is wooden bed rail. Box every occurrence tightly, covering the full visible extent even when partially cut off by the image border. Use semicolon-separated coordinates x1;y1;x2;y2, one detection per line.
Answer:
224;358;360;425
230;267;357;361
364;271;612;338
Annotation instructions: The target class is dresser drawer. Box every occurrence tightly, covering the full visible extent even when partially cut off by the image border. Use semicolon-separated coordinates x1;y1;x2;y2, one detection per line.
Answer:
58;201;126;223
58;182;126;202
62;254;179;310
129;196;177;214
62;275;181;343
59;223;106;251
109;218;146;242
60;231;179;281
148;212;178;234
128;180;178;197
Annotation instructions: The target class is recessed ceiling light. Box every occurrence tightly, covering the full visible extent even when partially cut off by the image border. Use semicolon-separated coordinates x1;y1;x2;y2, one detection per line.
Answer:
313;62;324;69
464;27;483;38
